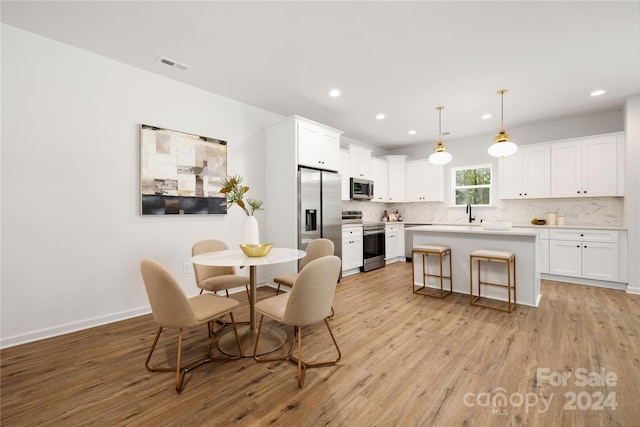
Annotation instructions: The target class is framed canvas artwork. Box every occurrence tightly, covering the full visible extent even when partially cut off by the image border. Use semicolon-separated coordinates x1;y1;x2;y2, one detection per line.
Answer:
140;124;227;215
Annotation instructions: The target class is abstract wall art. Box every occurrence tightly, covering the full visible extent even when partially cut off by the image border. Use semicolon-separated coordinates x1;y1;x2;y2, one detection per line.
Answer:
140;124;227;215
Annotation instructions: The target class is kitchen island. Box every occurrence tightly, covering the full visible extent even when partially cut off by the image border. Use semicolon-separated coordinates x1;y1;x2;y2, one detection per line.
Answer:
411;225;541;307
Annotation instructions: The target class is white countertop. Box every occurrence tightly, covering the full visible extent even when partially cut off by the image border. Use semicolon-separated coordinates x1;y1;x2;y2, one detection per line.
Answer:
403;222;626;231
409;224;539;236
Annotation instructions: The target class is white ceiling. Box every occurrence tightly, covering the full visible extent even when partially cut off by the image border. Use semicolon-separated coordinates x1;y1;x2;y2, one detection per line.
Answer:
2;1;639;149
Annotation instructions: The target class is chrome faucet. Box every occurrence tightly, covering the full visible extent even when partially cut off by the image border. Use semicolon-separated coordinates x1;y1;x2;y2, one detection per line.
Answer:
466;204;476;223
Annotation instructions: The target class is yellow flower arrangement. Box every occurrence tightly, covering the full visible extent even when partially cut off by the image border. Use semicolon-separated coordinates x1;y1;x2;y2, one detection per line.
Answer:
220;175;263;216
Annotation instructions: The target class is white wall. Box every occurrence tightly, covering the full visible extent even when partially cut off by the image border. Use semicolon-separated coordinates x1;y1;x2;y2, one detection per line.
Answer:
0;25;284;348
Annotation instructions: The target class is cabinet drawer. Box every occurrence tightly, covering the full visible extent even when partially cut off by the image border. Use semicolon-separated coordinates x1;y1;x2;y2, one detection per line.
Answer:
342;227;363;239
549;229;618;243
385;224;400;233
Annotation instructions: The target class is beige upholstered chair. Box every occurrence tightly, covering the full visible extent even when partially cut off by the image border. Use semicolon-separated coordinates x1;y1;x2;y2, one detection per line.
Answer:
273;238;335;295
192;240;250;302
140;259;242;393
253;255;342;387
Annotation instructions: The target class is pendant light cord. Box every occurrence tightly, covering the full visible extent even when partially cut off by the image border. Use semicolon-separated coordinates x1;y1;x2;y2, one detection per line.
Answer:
498;89;507;132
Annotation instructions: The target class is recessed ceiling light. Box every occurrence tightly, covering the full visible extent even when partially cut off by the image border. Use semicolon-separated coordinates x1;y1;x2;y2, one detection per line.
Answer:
590;89;606;97
482;114;492;119
376;113;385;120
408;130;417;135
329;89;341;97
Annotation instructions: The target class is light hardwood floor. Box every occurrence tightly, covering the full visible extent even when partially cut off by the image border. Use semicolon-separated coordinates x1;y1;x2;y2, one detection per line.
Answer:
2;262;639;426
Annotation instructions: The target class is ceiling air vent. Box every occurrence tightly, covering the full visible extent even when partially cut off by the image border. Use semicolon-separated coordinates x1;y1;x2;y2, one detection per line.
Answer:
157;56;191;72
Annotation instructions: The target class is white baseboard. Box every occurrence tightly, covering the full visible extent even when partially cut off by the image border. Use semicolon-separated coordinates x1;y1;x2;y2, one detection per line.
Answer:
341;268;361;277
1;282;273;350
1;306;151;349
541;274;627;291
626;285;640;295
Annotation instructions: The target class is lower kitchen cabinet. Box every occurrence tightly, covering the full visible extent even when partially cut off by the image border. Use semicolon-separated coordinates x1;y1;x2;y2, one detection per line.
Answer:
582;242;619;281
548;229;619;282
385;223;404;264
539;228;549;274
342;225;363;273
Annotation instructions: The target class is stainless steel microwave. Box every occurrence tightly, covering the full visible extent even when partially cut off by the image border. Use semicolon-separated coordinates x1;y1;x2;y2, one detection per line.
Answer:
350;177;374;200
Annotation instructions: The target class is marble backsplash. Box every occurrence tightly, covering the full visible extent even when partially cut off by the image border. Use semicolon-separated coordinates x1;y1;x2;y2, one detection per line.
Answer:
343;197;625;227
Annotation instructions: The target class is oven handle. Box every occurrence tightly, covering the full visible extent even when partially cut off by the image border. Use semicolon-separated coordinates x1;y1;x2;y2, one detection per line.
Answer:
363;229;385;236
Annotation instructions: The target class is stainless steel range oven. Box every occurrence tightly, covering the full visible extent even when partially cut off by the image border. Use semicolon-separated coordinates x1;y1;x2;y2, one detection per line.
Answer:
362;222;385;272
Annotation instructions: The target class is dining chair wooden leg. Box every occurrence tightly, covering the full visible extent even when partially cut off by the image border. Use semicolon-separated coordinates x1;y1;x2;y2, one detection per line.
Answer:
145;326;164;373
245;286;252;305
297;326;304;387
253;315;289;363
175;329;185;392
145;317;242;394
288;320;341;367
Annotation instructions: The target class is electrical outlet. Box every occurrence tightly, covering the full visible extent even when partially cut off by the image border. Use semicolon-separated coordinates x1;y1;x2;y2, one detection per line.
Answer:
183;262;192;274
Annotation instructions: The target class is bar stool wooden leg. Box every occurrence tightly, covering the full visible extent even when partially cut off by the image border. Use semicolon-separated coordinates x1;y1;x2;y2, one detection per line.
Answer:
469;250;516;313
412;245;452;299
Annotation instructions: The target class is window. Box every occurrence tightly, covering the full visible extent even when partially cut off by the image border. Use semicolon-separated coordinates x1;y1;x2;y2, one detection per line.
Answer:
451;164;492;206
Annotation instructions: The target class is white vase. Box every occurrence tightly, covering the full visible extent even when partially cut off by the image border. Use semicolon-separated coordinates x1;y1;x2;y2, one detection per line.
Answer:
243;216;260;244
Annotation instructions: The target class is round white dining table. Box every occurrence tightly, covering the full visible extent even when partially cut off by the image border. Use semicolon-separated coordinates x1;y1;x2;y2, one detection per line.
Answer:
191;247;305;357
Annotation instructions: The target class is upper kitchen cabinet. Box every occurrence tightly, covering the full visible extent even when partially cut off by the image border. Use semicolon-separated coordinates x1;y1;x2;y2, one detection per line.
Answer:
550;132;624;198
499;143;550;199
296;117;342;172
405;159;443;202
349;144;372;179
371;157;389;202
371;155;407;203
385;155;406;202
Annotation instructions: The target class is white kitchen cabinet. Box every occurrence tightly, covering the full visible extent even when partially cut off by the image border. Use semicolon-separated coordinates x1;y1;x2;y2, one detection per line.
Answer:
499;143;550;199
548;229;619;282
385;155;406;202
349;145;372;179
371;157;389;202
551;133;622;198
549;239;582;277
297;119;341;172
582;242;620;281
385;223;404;264
371;155;406;203
539;228;549;274
342;226;363;273
405;159;443;202
340;149;350;201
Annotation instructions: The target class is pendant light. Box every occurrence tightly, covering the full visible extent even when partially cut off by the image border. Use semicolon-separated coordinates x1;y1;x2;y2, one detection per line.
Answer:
429;106;452;165
488;89;518;157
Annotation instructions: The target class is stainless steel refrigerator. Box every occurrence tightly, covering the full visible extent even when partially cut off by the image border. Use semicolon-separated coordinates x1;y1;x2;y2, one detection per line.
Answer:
298;167;342;262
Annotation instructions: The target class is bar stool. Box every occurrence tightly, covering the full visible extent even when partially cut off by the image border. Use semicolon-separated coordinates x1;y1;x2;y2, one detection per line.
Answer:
469;249;516;312
412;244;452;299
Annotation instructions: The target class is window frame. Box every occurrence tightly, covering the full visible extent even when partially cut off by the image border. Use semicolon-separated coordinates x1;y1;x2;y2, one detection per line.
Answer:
450;163;493;207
